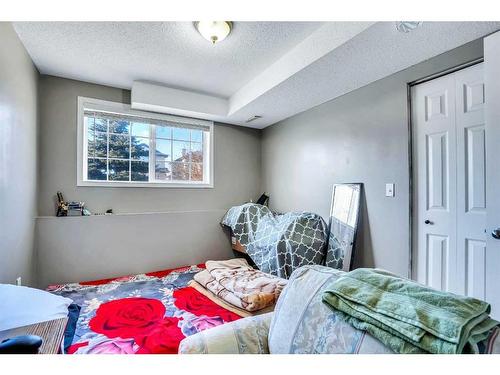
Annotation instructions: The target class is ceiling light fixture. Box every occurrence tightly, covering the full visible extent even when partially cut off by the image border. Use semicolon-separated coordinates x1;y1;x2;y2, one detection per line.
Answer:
194;21;232;45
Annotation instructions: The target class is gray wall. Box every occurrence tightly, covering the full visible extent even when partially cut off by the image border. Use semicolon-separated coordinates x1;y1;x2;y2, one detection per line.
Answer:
36;75;262;285
0;23;39;286
261;39;484;277
5;30;484;285
38;75;261;216
36;210;233;287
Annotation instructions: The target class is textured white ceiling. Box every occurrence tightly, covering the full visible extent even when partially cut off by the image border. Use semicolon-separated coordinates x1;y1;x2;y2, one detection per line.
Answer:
229;21;500;127
13;21;322;98
13;21;500;128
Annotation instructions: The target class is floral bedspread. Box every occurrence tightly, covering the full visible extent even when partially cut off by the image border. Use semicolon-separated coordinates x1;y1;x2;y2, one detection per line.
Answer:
47;264;241;354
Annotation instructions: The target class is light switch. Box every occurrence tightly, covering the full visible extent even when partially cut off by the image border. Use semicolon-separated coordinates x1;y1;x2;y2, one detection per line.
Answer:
385;183;395;197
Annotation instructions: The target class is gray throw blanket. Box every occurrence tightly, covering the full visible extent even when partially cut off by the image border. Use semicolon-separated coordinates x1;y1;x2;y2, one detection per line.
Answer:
221;203;328;278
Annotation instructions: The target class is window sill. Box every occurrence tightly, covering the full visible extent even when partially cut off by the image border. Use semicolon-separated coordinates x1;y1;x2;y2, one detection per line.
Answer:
77;181;214;188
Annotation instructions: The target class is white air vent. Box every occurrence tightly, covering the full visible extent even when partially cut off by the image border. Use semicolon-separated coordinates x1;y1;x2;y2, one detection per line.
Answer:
245;115;262;123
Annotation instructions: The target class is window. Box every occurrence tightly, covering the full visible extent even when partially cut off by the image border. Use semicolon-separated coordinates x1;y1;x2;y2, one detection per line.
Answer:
77;97;214;187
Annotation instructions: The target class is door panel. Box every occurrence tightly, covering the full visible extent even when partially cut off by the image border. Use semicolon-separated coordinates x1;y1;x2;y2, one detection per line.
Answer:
427;132;449;210
484;31;500;319
465;239;486;300
425;91;449;121
464;82;485;114
426;234;450;291
455;63;487;297
465;126;486;212
413;74;457;292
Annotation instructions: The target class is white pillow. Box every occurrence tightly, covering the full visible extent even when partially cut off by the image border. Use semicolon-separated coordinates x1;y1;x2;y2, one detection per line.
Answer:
0;284;73;331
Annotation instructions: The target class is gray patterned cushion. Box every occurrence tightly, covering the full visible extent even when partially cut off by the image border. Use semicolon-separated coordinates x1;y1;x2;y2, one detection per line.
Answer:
268;265;393;354
221;203;328;278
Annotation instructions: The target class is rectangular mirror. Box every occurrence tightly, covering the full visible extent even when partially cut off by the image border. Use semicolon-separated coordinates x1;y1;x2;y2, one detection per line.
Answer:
325;183;362;271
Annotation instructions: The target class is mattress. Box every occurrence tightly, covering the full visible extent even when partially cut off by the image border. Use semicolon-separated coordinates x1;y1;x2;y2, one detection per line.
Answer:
48;264;242;354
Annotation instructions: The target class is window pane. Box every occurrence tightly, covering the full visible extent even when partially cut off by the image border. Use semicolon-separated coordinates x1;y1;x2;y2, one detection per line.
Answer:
95;117;108;132
86;116;95;132
155;139;171;161
191;129;203;142
191;163;203;181
110;119;130;134
95;132;107;157
173;141;190;162
87;126;95;143
155;161;171;180
172;162;190;181
131;136;149;161
108;159;129;181
173;127;190;141
131;161;149;181
131;122;149;137
88;158;107;180
190;142;203;163
87;141;95;158
109;134;129;159
87;125;95;158
156;125;172;139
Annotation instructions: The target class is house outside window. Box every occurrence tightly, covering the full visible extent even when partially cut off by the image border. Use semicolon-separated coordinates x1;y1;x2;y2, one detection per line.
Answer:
77;97;214;188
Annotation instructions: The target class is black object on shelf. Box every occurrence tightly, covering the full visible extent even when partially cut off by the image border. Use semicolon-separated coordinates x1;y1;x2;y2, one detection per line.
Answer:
256;193;269;206
55;191;88;217
56;191;67;217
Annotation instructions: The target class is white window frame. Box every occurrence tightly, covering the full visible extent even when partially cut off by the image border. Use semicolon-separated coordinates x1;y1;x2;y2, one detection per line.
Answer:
77;97;214;188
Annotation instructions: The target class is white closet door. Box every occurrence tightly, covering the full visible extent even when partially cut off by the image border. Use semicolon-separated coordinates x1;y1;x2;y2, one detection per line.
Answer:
455;64;487;300
484;31;500;319
413;74;457;292
413;63;488;300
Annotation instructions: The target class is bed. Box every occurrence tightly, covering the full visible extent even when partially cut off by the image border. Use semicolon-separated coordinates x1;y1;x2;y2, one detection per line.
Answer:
47;264;242;354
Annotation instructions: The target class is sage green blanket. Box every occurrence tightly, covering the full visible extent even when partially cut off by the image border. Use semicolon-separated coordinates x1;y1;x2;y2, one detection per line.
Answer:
322;268;499;354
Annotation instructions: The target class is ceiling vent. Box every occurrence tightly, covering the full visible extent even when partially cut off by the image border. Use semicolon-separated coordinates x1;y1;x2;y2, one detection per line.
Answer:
245;115;262;123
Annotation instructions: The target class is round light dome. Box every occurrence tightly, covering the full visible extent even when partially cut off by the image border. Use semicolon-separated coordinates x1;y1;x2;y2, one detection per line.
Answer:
195;21;232;44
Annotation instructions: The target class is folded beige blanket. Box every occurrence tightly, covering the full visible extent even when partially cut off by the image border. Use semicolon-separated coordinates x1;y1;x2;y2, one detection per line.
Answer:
194;258;287;312
188;280;275;317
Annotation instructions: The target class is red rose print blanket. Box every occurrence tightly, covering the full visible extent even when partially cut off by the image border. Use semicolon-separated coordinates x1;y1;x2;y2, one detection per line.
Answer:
47;264;241;354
